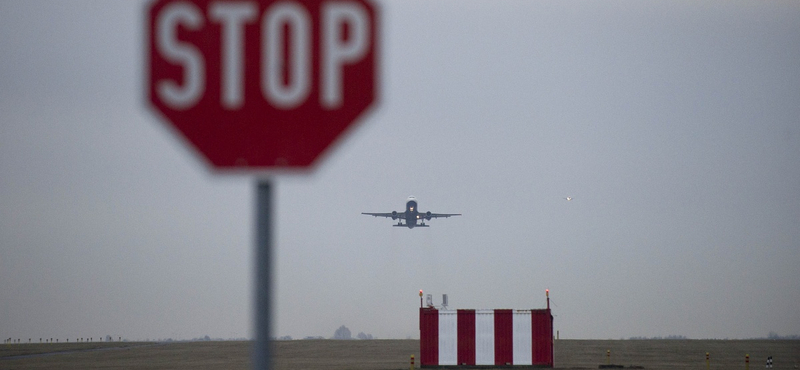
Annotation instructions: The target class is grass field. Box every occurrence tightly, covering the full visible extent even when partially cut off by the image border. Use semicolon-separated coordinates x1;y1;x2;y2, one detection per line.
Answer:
1;339;797;370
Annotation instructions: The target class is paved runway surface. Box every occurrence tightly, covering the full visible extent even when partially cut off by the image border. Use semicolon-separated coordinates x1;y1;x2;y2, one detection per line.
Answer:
1;339;797;369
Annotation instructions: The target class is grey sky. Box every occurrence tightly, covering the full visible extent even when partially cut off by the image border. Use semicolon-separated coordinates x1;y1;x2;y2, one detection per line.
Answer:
1;0;798;342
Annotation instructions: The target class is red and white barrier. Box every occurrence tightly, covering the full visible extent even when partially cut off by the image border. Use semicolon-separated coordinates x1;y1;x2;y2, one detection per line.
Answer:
420;308;553;367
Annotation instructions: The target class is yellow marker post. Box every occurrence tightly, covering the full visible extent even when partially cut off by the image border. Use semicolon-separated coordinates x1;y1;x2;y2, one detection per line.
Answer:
746;354;750;370
705;352;709;369
410;355;415;370
606;350;610;365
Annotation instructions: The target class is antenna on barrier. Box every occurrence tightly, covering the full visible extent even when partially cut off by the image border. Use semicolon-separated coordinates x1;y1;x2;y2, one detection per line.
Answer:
442;294;448;309
426;294;433;307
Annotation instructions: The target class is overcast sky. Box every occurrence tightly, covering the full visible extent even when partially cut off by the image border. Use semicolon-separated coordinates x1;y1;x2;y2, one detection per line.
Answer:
1;0;798;342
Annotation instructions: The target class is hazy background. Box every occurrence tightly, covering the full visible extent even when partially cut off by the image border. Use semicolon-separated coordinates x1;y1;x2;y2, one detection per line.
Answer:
1;0;798;342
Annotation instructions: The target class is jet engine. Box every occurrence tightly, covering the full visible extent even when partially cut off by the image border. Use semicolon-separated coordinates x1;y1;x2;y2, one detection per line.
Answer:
425;211;432;220
391;211;397;220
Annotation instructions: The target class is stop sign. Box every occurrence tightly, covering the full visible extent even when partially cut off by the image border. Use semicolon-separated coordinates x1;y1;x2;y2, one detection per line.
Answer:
147;0;378;169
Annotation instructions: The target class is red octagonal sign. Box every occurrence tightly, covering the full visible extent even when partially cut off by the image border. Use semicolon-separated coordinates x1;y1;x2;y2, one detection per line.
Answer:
147;0;378;169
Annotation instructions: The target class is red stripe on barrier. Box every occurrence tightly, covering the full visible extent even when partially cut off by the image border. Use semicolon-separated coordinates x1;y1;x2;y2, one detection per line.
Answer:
531;309;553;366
457;310;475;365
420;308;439;366
494;309;513;365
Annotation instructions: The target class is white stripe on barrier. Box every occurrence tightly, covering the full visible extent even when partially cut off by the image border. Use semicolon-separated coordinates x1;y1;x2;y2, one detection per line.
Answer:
512;310;532;365
438;310;458;365
475;310;495;365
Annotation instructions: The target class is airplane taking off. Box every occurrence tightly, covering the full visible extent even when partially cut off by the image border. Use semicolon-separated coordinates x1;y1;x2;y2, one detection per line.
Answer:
362;196;461;228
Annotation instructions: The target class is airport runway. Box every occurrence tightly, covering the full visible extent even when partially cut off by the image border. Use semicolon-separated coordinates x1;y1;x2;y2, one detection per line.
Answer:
1;339;797;369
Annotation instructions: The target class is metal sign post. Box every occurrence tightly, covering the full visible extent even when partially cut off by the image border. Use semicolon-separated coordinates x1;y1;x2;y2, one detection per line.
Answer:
254;180;273;370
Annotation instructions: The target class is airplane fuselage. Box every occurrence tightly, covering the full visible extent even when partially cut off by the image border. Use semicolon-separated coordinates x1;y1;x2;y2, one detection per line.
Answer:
398;198;432;228
404;199;419;228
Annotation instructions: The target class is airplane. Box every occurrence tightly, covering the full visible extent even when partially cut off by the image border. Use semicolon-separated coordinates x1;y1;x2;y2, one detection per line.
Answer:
362;196;461;228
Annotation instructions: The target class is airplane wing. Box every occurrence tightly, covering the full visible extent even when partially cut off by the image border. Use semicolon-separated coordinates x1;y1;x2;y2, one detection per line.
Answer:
425;213;461;218
362;212;405;218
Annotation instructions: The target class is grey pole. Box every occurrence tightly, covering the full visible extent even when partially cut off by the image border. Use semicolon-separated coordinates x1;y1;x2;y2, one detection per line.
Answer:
254;180;273;370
